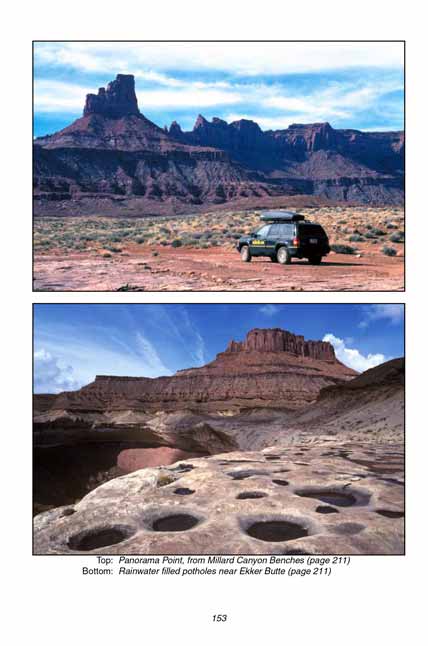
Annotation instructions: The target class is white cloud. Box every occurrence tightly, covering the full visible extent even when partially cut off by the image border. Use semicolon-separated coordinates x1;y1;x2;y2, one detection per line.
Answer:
259;304;280;317
34;348;82;394
34;80;93;113
138;88;242;109
323;333;388;373
358;304;404;329
34;42;403;76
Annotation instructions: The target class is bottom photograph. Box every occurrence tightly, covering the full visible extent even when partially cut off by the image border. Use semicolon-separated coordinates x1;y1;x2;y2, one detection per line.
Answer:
33;303;404;556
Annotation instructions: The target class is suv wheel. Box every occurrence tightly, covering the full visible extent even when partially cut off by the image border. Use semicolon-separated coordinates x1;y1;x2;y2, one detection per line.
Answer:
240;245;252;262
276;246;291;265
309;255;322;265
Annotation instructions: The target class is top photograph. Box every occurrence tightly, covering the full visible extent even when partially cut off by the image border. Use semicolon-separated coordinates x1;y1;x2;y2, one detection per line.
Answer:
33;41;404;292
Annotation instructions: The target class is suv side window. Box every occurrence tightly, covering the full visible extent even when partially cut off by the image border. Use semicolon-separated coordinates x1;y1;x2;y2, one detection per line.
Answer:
255;225;271;238
269;223;294;237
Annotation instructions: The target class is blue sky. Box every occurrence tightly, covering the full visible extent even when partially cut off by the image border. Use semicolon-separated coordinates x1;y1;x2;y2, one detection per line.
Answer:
34;304;404;393
33;42;404;138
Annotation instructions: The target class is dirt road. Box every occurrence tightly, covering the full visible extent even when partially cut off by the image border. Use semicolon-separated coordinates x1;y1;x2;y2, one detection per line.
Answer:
34;244;404;291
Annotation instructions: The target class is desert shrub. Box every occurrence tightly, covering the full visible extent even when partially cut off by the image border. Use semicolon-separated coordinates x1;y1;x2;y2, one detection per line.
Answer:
171;239;182;248
101;252;112;258
349;234;365;242
152;251;159;257
105;245;122;253
371;227;386;236
382;246;397;256
135;236;145;244
331;244;357;255
337;219;347;224
389;231;404;243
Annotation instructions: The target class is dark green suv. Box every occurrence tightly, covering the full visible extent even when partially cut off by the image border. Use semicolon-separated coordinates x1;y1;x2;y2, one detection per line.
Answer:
237;211;330;265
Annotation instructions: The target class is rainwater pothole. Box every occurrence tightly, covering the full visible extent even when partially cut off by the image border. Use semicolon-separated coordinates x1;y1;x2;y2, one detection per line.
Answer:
173;488;195;496
68;525;134;551
316;505;339;514
295;489;358;507
152;514;199;532
236;491;268;500
246;520;308;542
376;510;404;519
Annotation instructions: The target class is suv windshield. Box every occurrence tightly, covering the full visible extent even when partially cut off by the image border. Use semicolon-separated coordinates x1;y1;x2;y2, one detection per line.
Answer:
298;224;327;238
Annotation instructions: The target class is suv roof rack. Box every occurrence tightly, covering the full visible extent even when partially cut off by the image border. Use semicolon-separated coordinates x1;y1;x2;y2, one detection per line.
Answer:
260;210;305;222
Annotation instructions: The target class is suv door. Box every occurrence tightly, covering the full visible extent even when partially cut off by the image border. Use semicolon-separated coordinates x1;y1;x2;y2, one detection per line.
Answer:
249;224;271;256
265;223;295;252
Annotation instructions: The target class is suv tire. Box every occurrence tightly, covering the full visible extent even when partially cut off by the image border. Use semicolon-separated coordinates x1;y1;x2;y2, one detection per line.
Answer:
240;245;252;262
309;255;322;265
270;256;278;263
276;246;291;265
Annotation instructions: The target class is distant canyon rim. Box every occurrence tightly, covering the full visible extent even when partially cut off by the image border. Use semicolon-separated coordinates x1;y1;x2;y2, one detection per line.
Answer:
33;328;404;555
33;74;404;217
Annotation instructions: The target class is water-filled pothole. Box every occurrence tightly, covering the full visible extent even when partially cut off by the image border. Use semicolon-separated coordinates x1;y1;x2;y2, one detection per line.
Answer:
152;514;199;532
237;491;268;500
376;509;404;519
173;488;195;496
316;505;339;514
228;470;268;480
68;526;133;551
265;456;281;461
296;489;357;507
272;479;289;486
170;464;195;473
246;520;308;542
62;508;76;517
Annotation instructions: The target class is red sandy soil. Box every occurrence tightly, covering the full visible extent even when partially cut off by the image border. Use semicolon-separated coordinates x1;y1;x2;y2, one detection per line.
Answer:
34;243;404;292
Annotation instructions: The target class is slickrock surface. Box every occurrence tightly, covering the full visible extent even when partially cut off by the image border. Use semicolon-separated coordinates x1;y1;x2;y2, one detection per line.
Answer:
33;74;403;215
33;443;404;555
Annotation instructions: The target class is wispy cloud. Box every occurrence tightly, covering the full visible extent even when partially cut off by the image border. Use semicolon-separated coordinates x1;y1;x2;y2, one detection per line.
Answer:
34;42;404;76
135;332;172;375
358;304;404;329
259;304;281;317
323;333;388;373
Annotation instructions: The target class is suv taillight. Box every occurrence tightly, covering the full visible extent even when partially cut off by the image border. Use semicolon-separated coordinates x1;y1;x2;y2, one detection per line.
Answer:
293;237;300;246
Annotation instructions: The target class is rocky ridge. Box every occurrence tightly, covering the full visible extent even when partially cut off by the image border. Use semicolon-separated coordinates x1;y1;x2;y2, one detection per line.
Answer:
33;74;404;215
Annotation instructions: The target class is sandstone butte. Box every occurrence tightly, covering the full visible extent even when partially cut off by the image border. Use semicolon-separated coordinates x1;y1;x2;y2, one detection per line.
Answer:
33;328;404;555
33;74;404;216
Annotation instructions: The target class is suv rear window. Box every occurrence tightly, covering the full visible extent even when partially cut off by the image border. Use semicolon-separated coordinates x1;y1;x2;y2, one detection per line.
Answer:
298;224;327;238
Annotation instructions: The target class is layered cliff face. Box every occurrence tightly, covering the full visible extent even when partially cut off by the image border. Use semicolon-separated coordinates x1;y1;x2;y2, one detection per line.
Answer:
34;328;356;424
33;74;404;215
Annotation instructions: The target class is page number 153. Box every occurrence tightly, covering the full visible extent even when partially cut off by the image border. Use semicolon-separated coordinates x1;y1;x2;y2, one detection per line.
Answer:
212;614;228;622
